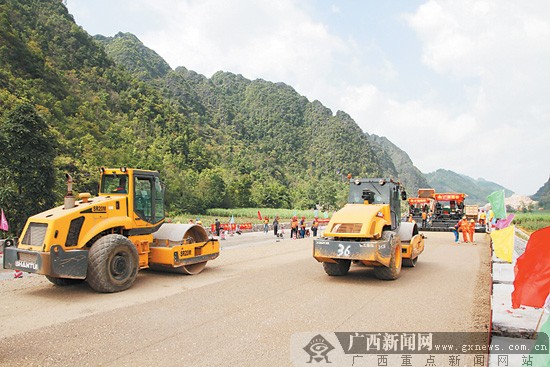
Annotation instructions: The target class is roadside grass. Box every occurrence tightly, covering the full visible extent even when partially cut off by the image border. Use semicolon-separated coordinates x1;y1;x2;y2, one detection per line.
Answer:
513;212;550;232
170;208;331;227
171;209;550;233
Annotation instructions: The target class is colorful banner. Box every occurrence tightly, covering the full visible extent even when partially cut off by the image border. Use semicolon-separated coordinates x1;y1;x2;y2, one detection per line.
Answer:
0;209;8;232
490;225;515;263
409;198;430;204
512;226;550;309
495;213;515;230
434;193;465;202
530;316;550;366
487;190;506;219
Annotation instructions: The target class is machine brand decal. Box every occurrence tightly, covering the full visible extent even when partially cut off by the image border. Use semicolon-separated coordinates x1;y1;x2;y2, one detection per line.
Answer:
315;241;330;245
179;249;192;257
15;260;38;270
359;243;375;248
92;205;107;213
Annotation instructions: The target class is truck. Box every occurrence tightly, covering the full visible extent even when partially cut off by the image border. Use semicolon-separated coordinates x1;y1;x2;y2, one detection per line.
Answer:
3;167;220;292
464;205;479;221
313;178;424;280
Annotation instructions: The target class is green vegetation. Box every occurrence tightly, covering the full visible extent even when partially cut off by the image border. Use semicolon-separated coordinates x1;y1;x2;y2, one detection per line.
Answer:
367;134;429;193
171;208;331;229
0;0;393;235
425;169;514;205
0;103;57;234
3;0;538;238
207;208;330;221
531;177;550;209
513;212;550;232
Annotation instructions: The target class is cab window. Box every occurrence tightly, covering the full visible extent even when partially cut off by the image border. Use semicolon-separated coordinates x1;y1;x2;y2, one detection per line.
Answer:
101;174;128;194
154;177;165;223
134;175;165;224
134;177;152;222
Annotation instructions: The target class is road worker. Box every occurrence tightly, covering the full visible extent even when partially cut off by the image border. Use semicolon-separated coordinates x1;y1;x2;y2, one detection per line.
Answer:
311;217;319;237
291;216;299;239
452;221;459;243
263;216;269;234
421;211;427;229
469;219;476;244
299;216;306;238
458;215;470;243
479;210;486;226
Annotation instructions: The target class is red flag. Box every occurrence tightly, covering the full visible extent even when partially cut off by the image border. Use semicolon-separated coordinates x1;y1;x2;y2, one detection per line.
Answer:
511;226;550;309
257;210;262;220
0;208;8;232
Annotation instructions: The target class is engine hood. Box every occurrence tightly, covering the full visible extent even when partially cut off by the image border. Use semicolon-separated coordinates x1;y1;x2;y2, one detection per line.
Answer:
323;203;390;238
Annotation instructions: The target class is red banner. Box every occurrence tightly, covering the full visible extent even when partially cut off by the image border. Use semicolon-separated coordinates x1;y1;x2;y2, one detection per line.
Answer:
408;198;430;205
211;222;253;232
512;226;550;308
435;193;465;201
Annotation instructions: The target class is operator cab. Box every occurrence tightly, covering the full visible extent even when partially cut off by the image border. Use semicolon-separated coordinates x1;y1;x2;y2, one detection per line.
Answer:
348;178;406;230
348;178;392;204
99;168;165;225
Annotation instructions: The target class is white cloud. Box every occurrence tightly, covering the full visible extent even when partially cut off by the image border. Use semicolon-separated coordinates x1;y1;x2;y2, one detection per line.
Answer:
67;0;550;194
398;0;550;193
140;0;549;193
137;0;347;88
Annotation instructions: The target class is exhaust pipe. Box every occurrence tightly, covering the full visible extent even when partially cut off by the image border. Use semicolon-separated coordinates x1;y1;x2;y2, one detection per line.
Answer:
64;173;75;209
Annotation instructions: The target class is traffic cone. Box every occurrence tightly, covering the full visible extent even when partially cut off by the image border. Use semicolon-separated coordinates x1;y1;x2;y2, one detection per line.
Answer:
14;269;23;279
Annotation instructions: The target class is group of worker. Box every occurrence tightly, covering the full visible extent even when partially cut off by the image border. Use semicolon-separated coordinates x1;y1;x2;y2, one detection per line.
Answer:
290;216;319;239
407;211;432;229
453;216;476;243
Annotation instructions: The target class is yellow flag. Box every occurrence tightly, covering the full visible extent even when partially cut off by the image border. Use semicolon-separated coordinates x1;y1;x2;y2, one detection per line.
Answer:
490;225;515;263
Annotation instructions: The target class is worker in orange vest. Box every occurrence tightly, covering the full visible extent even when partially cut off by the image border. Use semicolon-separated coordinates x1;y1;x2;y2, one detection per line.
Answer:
458;216;470;243
421;211;427;229
311;217;319;237
263;216;269;234
291;216;299;239
299;216;306;238
469;219;476;244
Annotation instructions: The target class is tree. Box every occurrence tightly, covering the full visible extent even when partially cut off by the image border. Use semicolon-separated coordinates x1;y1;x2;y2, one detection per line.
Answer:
0;102;57;235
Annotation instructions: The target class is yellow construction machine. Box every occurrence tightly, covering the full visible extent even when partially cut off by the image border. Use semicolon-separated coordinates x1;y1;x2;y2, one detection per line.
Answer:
3;167;219;292
313;178;424;279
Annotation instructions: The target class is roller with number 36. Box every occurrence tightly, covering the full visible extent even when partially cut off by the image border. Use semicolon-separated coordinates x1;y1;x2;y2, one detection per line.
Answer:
313;177;424;279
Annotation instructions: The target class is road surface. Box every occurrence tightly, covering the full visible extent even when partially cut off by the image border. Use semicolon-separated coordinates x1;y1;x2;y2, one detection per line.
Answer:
0;231;491;366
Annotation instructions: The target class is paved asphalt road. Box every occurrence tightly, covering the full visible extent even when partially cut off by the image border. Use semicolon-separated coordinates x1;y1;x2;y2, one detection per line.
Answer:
0;231;491;366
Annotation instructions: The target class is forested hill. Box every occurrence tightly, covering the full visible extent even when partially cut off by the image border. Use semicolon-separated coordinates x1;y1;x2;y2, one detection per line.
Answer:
94;32;171;80
425;169;514;205
532;177;550;209
0;0;423;233
366;134;430;195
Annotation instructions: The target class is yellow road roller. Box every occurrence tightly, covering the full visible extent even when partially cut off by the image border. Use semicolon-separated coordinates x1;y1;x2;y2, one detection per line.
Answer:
313;178;424;280
3;167;219;292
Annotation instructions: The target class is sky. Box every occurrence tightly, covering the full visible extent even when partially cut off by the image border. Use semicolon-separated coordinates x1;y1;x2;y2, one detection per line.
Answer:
66;0;550;195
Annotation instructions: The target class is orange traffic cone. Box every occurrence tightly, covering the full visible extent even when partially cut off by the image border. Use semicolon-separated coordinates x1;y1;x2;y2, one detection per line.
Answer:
14;269;23;279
